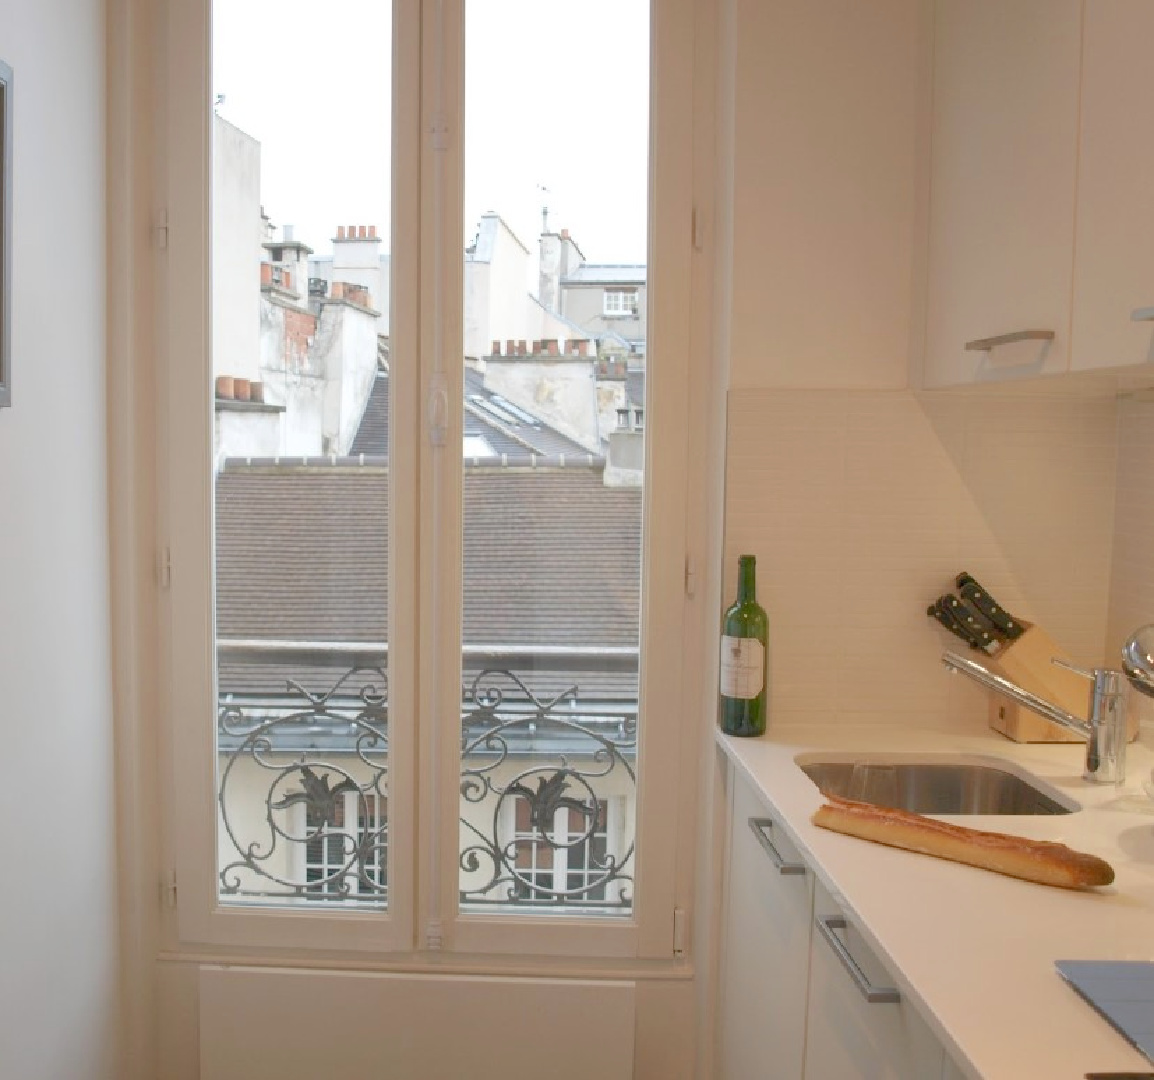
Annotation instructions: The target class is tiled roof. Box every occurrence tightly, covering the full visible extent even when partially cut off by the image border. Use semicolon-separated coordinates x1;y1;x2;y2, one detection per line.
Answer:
214;463;641;699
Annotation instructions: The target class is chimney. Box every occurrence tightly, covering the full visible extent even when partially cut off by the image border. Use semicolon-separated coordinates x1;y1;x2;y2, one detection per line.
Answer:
491;340;501;356
337;225;346;240
576;340;589;357
545;339;559;356
506;339;517;355
369;225;378;238
358;225;367;238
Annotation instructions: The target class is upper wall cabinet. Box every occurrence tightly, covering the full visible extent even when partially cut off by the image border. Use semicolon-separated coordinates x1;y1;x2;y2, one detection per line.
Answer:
924;0;1082;388
1070;1;1154;373
923;1;1154;388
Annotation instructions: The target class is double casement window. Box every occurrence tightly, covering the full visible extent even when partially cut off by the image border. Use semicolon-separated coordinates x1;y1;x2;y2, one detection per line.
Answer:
162;0;695;961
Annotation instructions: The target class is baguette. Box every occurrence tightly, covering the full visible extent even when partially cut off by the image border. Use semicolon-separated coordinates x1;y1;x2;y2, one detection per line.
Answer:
812;795;1114;889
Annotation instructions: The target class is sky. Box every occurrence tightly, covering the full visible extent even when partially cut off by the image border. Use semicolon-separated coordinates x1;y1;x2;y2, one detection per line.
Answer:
212;0;650;264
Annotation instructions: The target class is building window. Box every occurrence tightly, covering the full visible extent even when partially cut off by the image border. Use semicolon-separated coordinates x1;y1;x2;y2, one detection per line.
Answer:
603;288;639;316
300;790;388;900
509;793;617;905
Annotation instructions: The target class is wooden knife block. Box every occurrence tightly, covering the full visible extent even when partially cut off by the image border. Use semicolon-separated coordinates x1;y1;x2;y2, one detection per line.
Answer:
985;623;1139;743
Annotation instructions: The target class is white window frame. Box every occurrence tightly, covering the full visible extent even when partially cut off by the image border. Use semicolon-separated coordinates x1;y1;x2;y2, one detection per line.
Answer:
603;287;640;316
158;0;697;963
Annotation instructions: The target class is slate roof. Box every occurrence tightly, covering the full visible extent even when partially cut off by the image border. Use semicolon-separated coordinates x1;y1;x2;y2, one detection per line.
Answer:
563;264;646;286
349;368;596;461
214;462;641;702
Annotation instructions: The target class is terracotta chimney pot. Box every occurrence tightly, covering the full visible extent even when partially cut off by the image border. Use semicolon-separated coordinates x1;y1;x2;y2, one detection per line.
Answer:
215;376;235;400
337;226;346;240
233;377;252;402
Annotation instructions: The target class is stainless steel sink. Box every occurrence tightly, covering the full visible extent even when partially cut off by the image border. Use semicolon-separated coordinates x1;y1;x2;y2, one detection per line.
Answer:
795;755;1076;816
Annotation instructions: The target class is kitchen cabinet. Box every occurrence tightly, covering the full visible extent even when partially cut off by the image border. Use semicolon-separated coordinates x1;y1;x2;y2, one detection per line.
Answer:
803;877;946;1080
923;0;1082;388
1069;0;1154;373
717;768;814;1080
717;767;969;1080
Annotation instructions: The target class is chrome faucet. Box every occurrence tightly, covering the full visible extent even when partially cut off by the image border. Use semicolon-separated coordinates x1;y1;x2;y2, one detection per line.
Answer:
941;652;1128;784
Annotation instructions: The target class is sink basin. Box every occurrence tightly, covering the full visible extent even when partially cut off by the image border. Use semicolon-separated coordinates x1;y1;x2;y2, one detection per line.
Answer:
796;754;1076;816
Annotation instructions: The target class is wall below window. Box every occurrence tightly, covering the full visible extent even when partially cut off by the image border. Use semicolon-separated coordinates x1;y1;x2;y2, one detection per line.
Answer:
0;1;118;1078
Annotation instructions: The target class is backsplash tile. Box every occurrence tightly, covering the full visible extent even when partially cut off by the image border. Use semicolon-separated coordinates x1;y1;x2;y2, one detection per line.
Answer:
724;389;1118;732
1107;398;1154;680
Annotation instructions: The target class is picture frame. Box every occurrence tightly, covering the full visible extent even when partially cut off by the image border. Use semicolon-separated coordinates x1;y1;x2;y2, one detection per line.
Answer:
0;60;11;408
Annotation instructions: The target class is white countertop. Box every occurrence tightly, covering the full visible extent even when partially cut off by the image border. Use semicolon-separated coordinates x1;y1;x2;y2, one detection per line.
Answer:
716;724;1154;1080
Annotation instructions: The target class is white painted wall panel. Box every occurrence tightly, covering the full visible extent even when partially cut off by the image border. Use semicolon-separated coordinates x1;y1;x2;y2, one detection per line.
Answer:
0;1;119;1078
199;966;636;1080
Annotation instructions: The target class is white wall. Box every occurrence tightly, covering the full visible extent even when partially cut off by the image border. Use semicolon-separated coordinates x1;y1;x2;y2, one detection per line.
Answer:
727;0;924;389
212;116;262;382
0;1;120;1078
724;389;1119;730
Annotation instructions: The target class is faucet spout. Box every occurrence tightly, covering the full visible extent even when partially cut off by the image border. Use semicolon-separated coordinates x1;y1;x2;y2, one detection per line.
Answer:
941;650;1125;784
941;651;1091;740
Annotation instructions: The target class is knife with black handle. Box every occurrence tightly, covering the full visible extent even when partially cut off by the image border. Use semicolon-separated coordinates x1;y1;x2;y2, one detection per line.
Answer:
956;572;1025;641
938;593;1000;652
928;597;995;653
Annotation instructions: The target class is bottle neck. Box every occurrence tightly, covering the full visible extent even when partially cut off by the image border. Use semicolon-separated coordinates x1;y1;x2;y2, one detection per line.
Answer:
736;557;756;602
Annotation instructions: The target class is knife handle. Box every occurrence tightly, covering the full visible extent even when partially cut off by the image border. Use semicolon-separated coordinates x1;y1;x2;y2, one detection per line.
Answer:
939;594;999;652
957;576;1024;641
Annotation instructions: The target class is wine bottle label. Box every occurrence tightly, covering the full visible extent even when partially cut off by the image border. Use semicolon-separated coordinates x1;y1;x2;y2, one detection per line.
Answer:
720;636;765;699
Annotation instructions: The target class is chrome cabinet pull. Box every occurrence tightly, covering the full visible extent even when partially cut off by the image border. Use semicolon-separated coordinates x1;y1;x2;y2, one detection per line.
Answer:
748;817;806;875
816;915;901;1004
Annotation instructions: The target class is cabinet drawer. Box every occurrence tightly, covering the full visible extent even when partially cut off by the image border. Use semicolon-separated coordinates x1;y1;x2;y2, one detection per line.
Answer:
804;878;944;1080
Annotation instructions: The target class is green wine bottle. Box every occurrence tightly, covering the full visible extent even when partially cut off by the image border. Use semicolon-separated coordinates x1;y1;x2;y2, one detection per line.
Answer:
719;554;768;737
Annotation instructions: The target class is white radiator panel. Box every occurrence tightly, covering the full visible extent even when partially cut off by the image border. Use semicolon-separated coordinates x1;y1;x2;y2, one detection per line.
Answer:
198;965;636;1080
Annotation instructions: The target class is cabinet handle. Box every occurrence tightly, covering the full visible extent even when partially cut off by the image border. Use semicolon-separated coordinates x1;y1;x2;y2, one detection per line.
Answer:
816;915;901;1004
748;817;806;875
963;329;1054;351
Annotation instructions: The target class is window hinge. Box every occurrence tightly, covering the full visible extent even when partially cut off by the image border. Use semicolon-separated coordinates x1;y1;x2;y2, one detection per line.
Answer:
157;545;172;590
684;554;697;599
153;208;169;251
425;919;443;950
691;207;705;252
429;116;449;152
161;869;177;910
673;906;688;958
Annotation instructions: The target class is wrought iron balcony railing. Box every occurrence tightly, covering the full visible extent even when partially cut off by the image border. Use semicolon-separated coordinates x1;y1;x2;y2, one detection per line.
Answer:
215;640;638;916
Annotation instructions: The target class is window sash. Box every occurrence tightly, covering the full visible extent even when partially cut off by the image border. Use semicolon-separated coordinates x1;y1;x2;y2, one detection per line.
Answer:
161;0;695;961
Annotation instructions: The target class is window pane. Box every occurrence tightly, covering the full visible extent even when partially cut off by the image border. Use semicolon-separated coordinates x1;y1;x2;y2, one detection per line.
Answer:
459;0;649;917
211;0;393;908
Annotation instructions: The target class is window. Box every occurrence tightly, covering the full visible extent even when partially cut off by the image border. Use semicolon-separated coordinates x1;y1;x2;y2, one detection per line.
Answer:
298;791;387;901
162;0;696;961
505;795;620;906
603;288;639;316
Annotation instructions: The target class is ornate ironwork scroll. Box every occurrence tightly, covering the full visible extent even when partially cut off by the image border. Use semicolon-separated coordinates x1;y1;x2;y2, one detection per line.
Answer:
217;665;389;904
459;668;637;913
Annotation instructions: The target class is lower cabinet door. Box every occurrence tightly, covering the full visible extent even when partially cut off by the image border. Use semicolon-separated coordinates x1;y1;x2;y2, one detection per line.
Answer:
718;770;815;1080
803;878;945;1080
